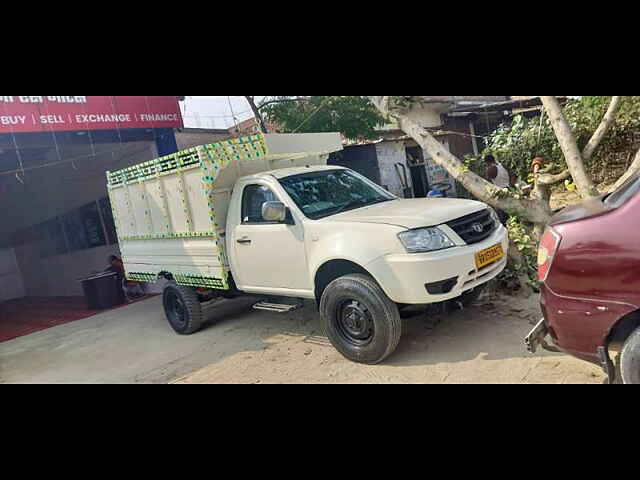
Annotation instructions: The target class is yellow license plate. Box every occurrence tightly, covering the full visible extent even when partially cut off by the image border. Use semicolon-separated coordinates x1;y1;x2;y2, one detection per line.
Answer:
475;244;505;269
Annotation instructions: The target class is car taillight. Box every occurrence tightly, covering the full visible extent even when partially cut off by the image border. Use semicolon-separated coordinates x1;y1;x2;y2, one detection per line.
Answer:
538;227;562;282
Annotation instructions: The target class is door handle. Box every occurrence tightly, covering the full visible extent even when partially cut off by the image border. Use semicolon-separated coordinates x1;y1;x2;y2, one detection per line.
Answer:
237;237;252;245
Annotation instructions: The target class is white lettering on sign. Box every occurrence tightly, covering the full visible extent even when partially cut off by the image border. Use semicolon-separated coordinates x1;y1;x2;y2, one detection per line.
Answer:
8;96;87;104
0;116;27;125
140;113;179;122
19;96;44;103
75;114;131;123
47;96;87;103
40;115;66;124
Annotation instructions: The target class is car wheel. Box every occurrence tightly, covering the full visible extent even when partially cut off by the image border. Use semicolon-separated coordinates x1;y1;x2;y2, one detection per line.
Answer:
620;327;640;384
162;283;204;335
320;274;402;365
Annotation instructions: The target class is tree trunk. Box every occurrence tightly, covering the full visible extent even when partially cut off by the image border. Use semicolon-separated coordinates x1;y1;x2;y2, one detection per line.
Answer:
534;96;622;188
611;146;640;191
367;96;552;226
540;96;599;198
582;96;622;161
244;96;268;133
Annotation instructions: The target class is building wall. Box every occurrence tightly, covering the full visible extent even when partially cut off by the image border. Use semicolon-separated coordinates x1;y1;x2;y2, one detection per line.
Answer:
0;139;158;245
375;141;413;198
328;145;381;184
228;118;280;138
4;137;159;297
0;248;25;302
443;116;476;160
175;129;231;150
14;243;120;297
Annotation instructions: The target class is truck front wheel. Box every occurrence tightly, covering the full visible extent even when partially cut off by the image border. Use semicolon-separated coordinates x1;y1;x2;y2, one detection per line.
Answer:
162;283;204;335
320;274;402;364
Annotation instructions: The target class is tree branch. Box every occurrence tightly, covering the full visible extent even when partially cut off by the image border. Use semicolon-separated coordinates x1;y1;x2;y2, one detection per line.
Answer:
537;170;572;186
582;96;622;161
611;146;640;191
534;97;622;186
258;97;310;111
369;96;393;117
244;96;268;133
540;96;599;198
367;97;551;225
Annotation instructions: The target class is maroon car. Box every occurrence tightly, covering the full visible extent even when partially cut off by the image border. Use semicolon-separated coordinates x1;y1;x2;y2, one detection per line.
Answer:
525;172;640;384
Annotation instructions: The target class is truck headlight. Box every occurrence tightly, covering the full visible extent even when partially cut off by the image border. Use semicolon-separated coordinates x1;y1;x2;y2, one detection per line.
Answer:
488;206;501;226
398;228;455;253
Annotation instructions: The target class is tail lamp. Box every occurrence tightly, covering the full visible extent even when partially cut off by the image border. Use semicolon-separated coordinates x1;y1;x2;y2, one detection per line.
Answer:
538;227;562;282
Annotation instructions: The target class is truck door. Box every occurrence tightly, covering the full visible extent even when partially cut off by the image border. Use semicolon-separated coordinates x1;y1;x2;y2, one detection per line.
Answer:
231;182;310;292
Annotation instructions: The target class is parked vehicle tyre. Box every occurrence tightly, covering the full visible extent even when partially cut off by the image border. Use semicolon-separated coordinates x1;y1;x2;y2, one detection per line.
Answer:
162;282;205;335
619;327;640;384
320;273;402;364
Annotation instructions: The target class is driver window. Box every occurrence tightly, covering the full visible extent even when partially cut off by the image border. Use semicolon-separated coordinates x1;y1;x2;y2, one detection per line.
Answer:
242;184;278;224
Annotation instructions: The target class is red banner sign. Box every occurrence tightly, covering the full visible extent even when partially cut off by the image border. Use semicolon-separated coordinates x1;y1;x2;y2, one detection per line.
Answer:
0;96;183;133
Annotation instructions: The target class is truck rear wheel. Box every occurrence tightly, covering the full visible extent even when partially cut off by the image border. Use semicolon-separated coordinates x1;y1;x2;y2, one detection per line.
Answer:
619;327;640;384
162;283;204;335
320;274;401;364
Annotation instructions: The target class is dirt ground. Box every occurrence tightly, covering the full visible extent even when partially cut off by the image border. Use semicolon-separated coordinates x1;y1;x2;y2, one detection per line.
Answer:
0;287;605;384
173;291;604;385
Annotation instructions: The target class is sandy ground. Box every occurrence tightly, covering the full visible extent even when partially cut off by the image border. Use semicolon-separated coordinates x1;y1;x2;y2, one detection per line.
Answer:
0;290;604;384
174;292;604;384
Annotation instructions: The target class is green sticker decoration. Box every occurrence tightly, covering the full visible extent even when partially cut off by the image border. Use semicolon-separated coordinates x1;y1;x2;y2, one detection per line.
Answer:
108;134;268;290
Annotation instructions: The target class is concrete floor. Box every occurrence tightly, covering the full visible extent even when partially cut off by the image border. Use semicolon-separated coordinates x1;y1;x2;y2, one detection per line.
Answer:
0;294;605;384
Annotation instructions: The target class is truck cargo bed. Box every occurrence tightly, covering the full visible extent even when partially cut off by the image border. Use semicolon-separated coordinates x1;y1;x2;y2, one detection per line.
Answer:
106;133;342;290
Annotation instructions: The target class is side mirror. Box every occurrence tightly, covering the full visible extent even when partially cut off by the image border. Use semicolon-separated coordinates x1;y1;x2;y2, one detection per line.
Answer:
262;201;287;222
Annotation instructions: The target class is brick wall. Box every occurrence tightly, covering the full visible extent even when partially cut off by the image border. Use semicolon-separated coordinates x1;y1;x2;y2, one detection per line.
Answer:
175;129;231;149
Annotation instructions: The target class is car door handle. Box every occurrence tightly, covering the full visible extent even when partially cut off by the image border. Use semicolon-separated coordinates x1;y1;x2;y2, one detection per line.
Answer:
237;237;252;244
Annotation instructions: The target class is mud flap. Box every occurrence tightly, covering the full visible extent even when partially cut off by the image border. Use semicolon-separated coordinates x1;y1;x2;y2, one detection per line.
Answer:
597;346;615;384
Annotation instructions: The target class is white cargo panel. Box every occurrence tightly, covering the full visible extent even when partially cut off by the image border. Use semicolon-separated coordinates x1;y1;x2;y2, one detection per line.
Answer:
107;133;342;289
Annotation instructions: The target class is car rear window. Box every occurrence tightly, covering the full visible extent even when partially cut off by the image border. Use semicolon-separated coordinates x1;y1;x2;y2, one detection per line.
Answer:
605;173;640;208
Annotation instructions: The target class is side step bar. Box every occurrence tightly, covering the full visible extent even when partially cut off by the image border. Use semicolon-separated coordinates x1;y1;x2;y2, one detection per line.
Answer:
253;301;302;313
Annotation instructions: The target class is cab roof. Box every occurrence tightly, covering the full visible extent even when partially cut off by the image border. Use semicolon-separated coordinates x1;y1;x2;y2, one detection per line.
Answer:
263;165;346;180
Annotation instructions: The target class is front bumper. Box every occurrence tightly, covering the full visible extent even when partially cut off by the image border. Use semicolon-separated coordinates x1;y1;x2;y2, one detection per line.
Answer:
366;225;509;304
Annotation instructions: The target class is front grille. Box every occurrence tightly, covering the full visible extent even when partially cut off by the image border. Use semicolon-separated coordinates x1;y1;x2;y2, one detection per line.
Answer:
446;209;496;245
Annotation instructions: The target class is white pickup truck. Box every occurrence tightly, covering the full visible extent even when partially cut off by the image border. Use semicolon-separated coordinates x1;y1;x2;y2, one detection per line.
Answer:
107;133;508;364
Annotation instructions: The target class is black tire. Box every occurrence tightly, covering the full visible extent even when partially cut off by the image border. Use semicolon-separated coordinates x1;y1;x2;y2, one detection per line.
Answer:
319;274;401;364
619;327;640;384
162;282;204;335
457;284;487;308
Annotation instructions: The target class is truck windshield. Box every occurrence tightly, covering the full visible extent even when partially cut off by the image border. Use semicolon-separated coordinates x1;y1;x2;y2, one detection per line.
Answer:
278;169;396;220
604;172;640;209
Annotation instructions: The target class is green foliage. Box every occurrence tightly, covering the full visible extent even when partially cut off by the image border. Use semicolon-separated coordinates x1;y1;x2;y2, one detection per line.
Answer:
466;96;640;186
260;96;387;141
472;97;640;293
389;96;424;109
498;216;540;292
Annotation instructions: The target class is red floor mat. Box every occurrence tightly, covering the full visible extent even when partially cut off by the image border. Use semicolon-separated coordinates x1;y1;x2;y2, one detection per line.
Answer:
0;295;157;343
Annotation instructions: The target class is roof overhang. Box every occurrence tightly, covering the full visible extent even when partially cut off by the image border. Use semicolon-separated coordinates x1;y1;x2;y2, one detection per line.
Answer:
449;96;569;113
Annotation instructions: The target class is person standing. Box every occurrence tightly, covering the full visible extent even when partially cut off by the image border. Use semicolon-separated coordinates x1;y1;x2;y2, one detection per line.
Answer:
484;155;511;224
485;154;511;189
